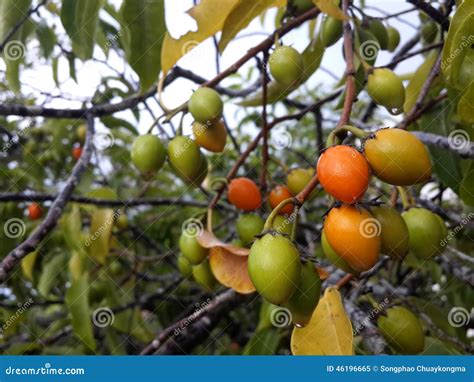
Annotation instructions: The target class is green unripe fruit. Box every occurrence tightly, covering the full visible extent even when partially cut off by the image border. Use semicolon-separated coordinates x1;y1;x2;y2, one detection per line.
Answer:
115;214;128;230
321;231;357;274
370;206;409;259
422;22;437;44
286;168;314;195
177;253;193;277
76;124;87;142
248;234;301;305
272;215;294;236
284;262;321;327
367;68;405;113
131;134;166;177
188;87;223;124
358;29;379;65
290;0;314;14
378;306;425;354
179;233;208;265
402;208;445;259
321;16;343;47
168;136;203;183
386;26;400;52
191;152;208;186
269;46;304;86
236;214;264;245
192;260;218;291
368;19;388;50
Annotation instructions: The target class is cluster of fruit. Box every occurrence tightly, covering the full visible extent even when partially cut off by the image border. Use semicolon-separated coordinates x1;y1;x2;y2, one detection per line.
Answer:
131;87;227;184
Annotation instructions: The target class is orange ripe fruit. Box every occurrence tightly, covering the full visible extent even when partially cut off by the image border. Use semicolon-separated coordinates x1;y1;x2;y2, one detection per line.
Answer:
323;205;381;272
228;177;262;211
28;203;42;220
269;185;294;215
317;145;370;204
72;146;83;160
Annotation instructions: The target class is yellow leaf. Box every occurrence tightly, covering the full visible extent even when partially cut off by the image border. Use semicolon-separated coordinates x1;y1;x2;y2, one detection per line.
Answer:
219;0;286;52
88;209;115;265
291;287;353;355
458;82;474;123
21;251;39;282
161;0;240;75
312;0;347;21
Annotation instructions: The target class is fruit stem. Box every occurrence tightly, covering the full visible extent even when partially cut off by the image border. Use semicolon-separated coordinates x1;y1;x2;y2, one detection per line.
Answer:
263;198;295;231
326;125;369;146
210;177;228;192
397;186;411;210
206;208;213;233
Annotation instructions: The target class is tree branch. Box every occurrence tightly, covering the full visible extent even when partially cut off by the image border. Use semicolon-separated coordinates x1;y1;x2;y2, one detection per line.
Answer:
412;131;474;158
407;0;450;31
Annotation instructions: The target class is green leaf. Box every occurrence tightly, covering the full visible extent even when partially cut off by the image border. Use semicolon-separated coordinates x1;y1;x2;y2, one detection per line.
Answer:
65;274;96;351
35;22;57;59
0;0;31;41
37;253;67;297
60;0;103;61
120;0;165;90
219;0;286;52
161;0;240;75
457;82;474;123
101;116;138;135
88;208;115;265
460;160;474;206
420;100;463;193
243;328;281;355
21;251;39;282
441;0;474;89
312;0;347;21
52;56;59;86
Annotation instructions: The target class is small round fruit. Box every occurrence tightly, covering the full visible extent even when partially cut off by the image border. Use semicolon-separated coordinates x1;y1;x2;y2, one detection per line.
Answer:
290;0;314;14
324;205;381;272
269;46;304;86
179;233;208;265
272;215;294;236
378;306;425;354
115;214;128;230
402;208;444;259
386;26;400;52
248;234;301;305
228;177;262;211
286;168;314;195
72;146;82;160
193;260;218;291
367;68;405;113
284;262;321;327
193;120;227;153
28;203;42;220
358;29;379;65
131;134;166;176
317;145;370;204
188;87;223;124
177;253;193;277
422;22;437;43
364;128;432;186
168;136;202;182
321;16;343;47
76;124;87;142
269;185;294;215
321;231;357;274
236;214;264;244
368;19;388;50
370;206;409;259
